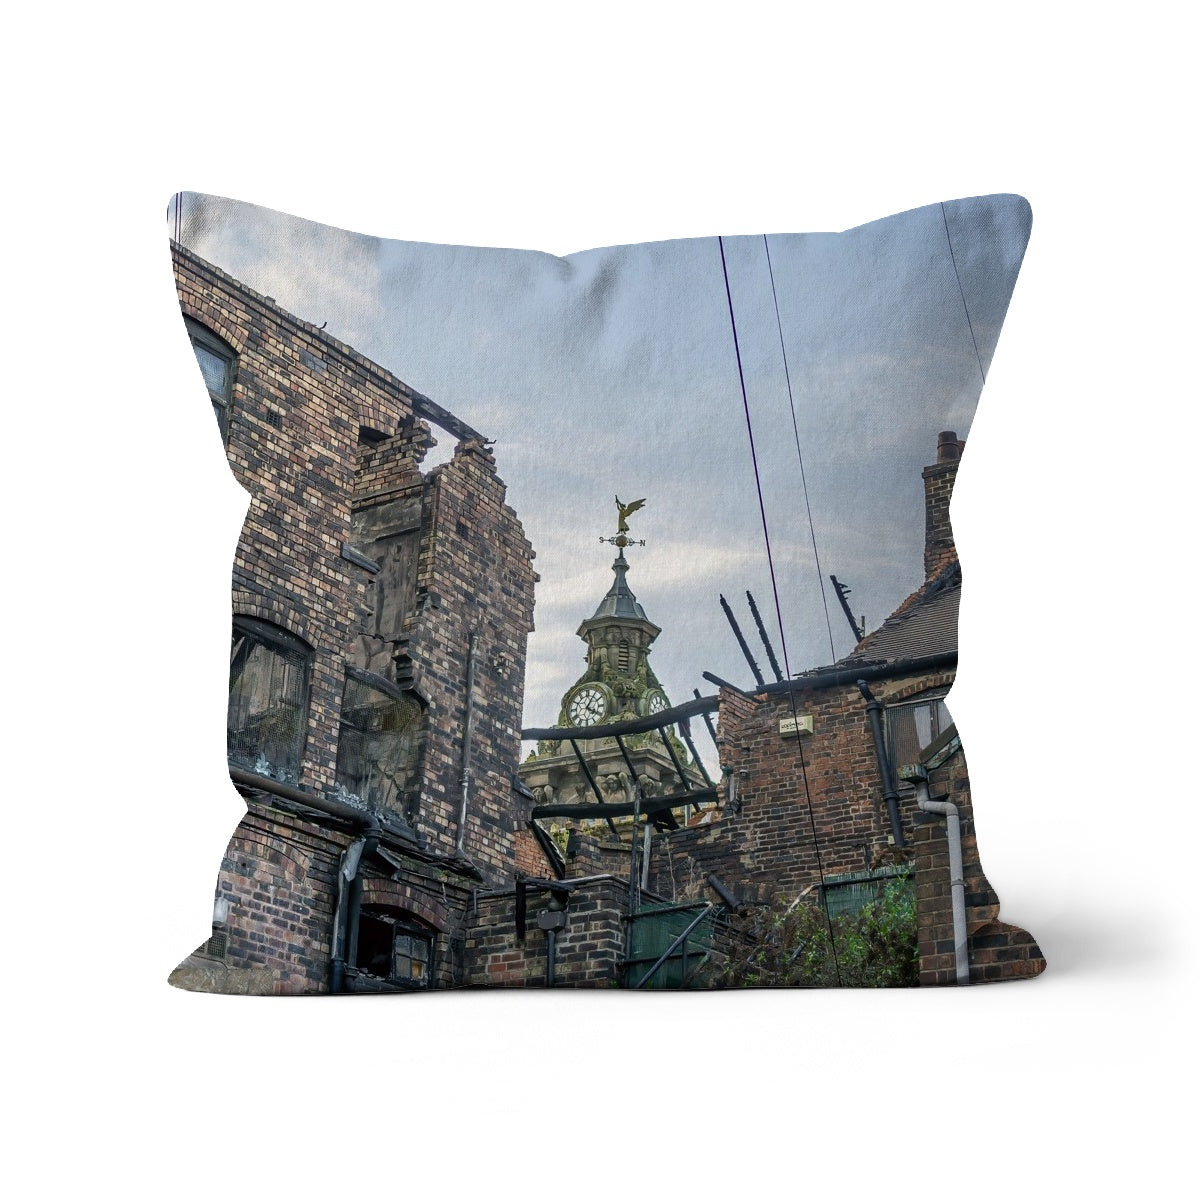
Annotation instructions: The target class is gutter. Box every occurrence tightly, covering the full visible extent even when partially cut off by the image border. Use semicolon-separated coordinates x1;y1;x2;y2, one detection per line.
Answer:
907;766;970;985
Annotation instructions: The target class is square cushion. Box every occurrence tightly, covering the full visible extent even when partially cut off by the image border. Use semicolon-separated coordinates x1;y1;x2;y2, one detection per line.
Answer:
169;193;1040;993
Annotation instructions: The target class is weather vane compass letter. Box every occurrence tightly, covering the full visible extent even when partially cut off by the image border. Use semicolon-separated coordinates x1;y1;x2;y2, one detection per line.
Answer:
601;496;647;550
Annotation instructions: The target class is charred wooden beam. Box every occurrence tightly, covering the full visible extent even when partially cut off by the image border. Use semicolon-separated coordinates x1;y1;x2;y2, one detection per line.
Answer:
830;574;865;643
746;590;783;682
521;694;718;742
531;786;719;821
568;737;620;838
720;594;765;688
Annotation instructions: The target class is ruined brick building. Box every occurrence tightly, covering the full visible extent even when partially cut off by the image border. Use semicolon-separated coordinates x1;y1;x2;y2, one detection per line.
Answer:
170;243;1041;993
633;431;1045;984
503;431;1043;987
170;242;543;994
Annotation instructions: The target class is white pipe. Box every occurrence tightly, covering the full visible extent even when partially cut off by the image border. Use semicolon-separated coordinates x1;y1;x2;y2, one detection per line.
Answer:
913;772;969;985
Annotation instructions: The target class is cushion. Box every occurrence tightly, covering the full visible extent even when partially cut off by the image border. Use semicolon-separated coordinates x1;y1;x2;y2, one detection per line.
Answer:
168;193;1041;993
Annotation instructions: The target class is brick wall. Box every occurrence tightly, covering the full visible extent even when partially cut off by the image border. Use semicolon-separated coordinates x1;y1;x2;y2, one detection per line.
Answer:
464;877;628;988
176;243;422;795
173;243;538;991
169;809;345;994
647;680;928;906
401;440;538;880
913;741;1046;984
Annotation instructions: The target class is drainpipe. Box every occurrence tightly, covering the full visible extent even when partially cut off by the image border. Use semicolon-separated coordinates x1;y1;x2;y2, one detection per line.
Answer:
455;631;479;856
329;811;382;994
537;892;568;987
857;681;906;848
910;766;969;985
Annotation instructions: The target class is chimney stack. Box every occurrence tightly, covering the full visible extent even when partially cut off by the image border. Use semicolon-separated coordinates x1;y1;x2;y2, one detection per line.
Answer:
922;431;964;577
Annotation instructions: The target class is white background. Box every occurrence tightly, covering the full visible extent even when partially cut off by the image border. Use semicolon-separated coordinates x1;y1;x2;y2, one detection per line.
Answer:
5;4;1194;1197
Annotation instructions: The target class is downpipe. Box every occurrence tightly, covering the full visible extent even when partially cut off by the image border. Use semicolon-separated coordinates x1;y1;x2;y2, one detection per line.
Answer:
857;681;907;848
910;766;969;985
329;813;382;994
455;631;479;857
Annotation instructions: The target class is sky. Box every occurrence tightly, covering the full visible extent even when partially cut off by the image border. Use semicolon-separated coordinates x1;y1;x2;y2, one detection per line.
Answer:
175;192;1031;737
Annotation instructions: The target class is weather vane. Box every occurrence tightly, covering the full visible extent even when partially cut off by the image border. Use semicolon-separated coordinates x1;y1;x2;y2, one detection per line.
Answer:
601;495;647;550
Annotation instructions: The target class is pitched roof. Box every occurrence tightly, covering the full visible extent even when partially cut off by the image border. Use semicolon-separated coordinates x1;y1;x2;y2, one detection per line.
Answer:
841;560;960;666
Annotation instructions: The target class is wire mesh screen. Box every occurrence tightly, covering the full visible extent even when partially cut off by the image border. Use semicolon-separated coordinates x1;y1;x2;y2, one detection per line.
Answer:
886;693;952;782
336;675;424;815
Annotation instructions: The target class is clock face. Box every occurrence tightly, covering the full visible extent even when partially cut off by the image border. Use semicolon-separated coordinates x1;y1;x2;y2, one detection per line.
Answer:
568;685;608;726
644;689;669;716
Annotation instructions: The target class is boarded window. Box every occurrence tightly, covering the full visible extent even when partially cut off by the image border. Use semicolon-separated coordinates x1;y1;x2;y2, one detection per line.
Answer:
336;670;424;815
228;617;311;783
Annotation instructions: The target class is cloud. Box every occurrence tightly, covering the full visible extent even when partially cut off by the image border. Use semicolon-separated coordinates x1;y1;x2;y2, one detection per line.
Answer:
177;192;1030;728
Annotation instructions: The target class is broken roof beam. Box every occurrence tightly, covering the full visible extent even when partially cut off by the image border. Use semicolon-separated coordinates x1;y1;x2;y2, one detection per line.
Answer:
531;786;719;821
407;389;486;444
521;694;718;742
677;717;714;788
567;737;620;838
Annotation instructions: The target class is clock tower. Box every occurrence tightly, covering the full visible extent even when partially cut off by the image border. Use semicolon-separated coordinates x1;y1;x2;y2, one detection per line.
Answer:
559;547;669;729
520;498;704;846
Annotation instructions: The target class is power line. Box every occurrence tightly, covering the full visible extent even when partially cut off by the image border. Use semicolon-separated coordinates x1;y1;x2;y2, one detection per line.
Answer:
763;233;838;664
940;202;987;386
717;235;843;986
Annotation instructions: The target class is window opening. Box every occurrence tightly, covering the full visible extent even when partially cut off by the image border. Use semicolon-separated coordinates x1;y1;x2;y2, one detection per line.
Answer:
885;690;952;784
227;617;311;783
185;318;235;437
336;669;425;816
355;908;432;987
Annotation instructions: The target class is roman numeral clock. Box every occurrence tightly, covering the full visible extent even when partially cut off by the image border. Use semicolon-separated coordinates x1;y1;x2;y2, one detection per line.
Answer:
519;498;703;834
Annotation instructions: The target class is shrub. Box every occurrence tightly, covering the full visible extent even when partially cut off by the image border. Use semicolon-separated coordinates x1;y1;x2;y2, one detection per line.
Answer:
715;875;918;988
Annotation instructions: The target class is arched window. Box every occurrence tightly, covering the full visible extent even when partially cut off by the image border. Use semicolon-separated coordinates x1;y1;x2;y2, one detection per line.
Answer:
336;668;426;818
185;317;236;437
228;617;312;783
355;906;434;988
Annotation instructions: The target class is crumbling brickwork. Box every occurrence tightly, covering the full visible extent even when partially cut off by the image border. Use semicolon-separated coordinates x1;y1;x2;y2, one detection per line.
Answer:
172;243;537;994
647;678;925;905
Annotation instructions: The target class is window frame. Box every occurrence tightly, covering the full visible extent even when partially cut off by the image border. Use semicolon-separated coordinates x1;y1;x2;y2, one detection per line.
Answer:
228;616;313;784
335;666;426;819
184;316;236;439
885;688;952;788
354;906;435;989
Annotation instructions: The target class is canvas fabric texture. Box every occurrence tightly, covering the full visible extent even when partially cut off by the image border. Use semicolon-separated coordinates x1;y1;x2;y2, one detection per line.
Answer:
169;194;1043;994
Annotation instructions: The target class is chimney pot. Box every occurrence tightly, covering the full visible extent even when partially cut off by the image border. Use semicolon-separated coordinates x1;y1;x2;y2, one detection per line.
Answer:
937;431;961;463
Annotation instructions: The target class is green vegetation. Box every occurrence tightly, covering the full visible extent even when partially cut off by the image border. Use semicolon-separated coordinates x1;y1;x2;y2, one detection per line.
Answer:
715;875;919;988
